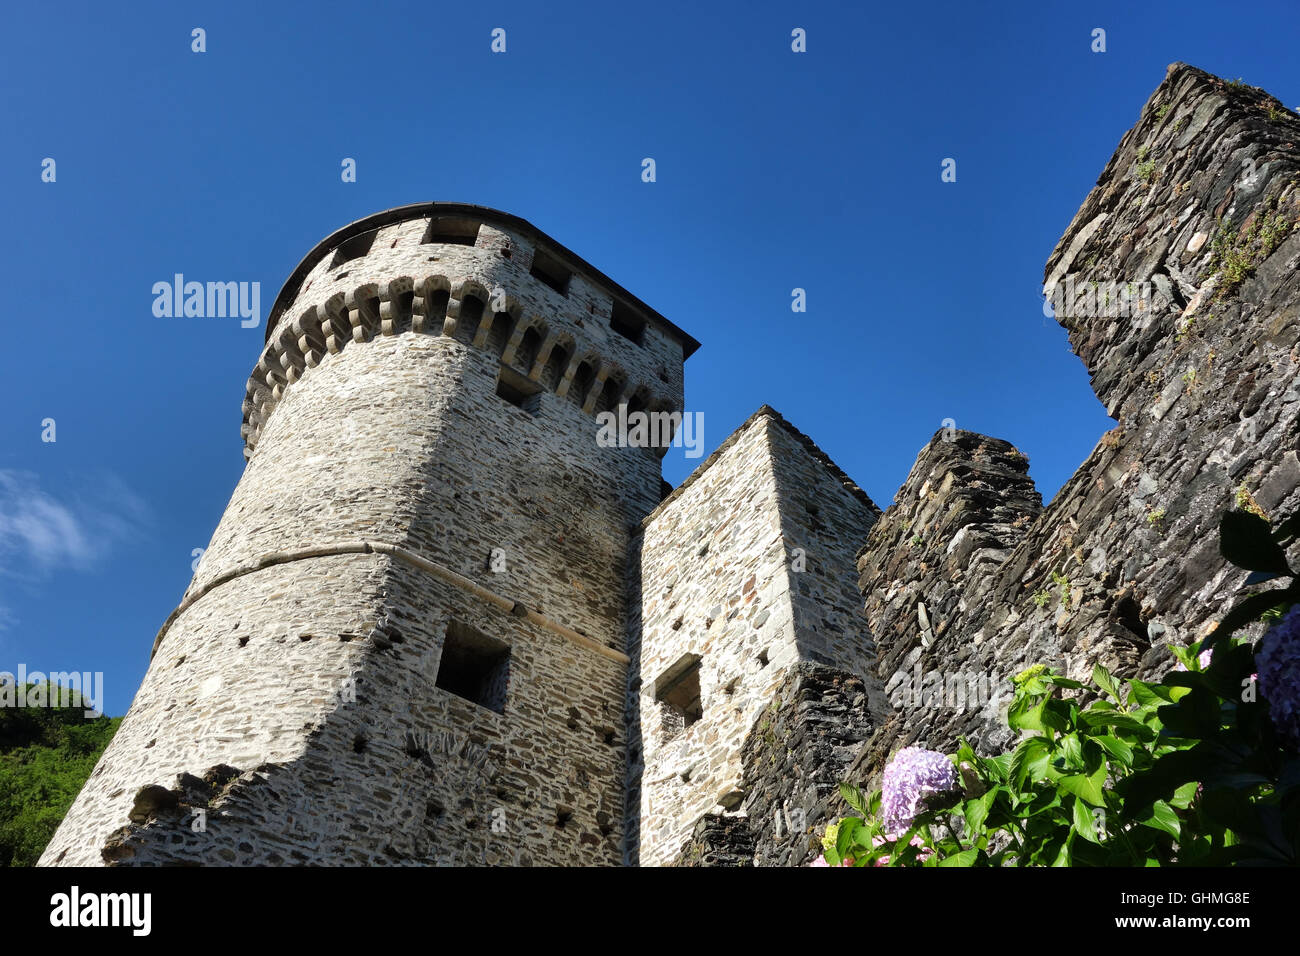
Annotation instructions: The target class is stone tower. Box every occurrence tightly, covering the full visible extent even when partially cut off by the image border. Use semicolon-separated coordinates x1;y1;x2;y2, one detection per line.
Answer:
629;407;886;865
41;203;699;866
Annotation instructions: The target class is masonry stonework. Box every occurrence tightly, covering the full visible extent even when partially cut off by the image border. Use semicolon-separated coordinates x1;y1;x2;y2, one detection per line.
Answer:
630;409;883;866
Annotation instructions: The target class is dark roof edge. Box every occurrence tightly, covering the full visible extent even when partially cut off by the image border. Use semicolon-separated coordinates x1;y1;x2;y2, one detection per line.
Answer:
640;405;881;531
263;202;701;358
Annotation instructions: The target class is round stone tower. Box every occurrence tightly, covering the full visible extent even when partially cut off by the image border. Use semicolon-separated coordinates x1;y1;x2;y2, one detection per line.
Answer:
41;203;699;866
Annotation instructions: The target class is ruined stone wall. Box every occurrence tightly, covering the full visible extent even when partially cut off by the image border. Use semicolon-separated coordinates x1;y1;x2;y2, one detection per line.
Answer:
849;63;1300;786
43;209;691;866
631;408;880;866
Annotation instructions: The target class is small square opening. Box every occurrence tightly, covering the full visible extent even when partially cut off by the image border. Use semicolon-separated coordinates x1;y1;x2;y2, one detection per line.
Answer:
654;653;703;741
495;366;543;415
529;248;571;296
421;217;480;246
331;229;378;269
435;621;510;714
609;301;646;346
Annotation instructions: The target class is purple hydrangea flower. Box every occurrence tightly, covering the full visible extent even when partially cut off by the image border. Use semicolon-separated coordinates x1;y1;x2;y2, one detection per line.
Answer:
1257;604;1300;751
880;746;957;836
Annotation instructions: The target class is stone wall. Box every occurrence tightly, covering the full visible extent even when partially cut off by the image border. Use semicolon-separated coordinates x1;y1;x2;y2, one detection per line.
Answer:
848;63;1300;789
669;64;1300;867
669;663;876;868
631;407;881;866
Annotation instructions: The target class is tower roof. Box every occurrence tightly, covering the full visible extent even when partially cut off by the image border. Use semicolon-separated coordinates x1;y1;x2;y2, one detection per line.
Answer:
264;202;701;358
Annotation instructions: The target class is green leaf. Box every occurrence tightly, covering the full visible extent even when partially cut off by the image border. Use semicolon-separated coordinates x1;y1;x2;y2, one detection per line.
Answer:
1044;675;1085;689
852;823;877;848
1070;795;1101;843
836;816;862;860
1080;710;1156;738
1092;664;1124;703
1093;734;1134;768
1059;764;1108;807
1220;510;1292;575
1169;780;1200;809
937;848;979;867
1167;642;1200;671
1141;800;1181;838
980;752;1013;784
1011;697;1072;734
1118;748;1211;812
1042;698;1075;732
839;782;867;815
1011;736;1051;789
963;790;996;834
1128;679;1175;709
1058;734;1085;771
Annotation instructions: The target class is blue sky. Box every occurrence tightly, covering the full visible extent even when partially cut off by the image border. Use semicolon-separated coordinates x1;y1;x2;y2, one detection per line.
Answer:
2;0;1298;715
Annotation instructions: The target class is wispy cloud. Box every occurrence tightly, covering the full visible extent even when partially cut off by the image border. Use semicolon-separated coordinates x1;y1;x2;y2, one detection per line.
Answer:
0;469;151;603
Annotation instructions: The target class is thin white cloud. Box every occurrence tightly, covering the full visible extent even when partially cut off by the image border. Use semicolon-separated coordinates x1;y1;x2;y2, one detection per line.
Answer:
0;468;150;577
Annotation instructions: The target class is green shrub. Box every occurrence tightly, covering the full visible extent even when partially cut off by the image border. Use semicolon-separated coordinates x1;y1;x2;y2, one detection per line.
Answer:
825;507;1300;866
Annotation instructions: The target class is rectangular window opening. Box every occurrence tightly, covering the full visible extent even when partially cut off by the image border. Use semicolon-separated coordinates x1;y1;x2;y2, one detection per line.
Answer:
421;217;480;246
495;365;543;415
435;621;510;714
529;248;571;296
609;301;646;346
331;229;379;270
654;653;703;742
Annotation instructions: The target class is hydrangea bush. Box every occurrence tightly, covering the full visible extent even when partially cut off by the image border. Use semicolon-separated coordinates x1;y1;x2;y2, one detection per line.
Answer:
820;508;1300;867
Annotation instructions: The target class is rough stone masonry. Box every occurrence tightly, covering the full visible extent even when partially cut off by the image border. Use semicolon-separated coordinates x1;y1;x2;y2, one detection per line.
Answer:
41;63;1300;867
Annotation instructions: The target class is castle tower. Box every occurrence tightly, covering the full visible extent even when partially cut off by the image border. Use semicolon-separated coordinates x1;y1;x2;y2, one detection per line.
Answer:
630;407;886;865
41;203;698;866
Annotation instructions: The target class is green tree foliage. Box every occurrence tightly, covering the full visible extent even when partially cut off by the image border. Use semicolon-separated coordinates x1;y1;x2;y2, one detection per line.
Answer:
0;687;120;866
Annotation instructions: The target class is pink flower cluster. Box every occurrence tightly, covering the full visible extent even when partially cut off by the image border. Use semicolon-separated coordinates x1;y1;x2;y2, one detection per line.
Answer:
871;833;931;866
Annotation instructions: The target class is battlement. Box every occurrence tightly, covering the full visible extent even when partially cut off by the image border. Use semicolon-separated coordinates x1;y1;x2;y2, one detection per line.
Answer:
243;204;700;458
